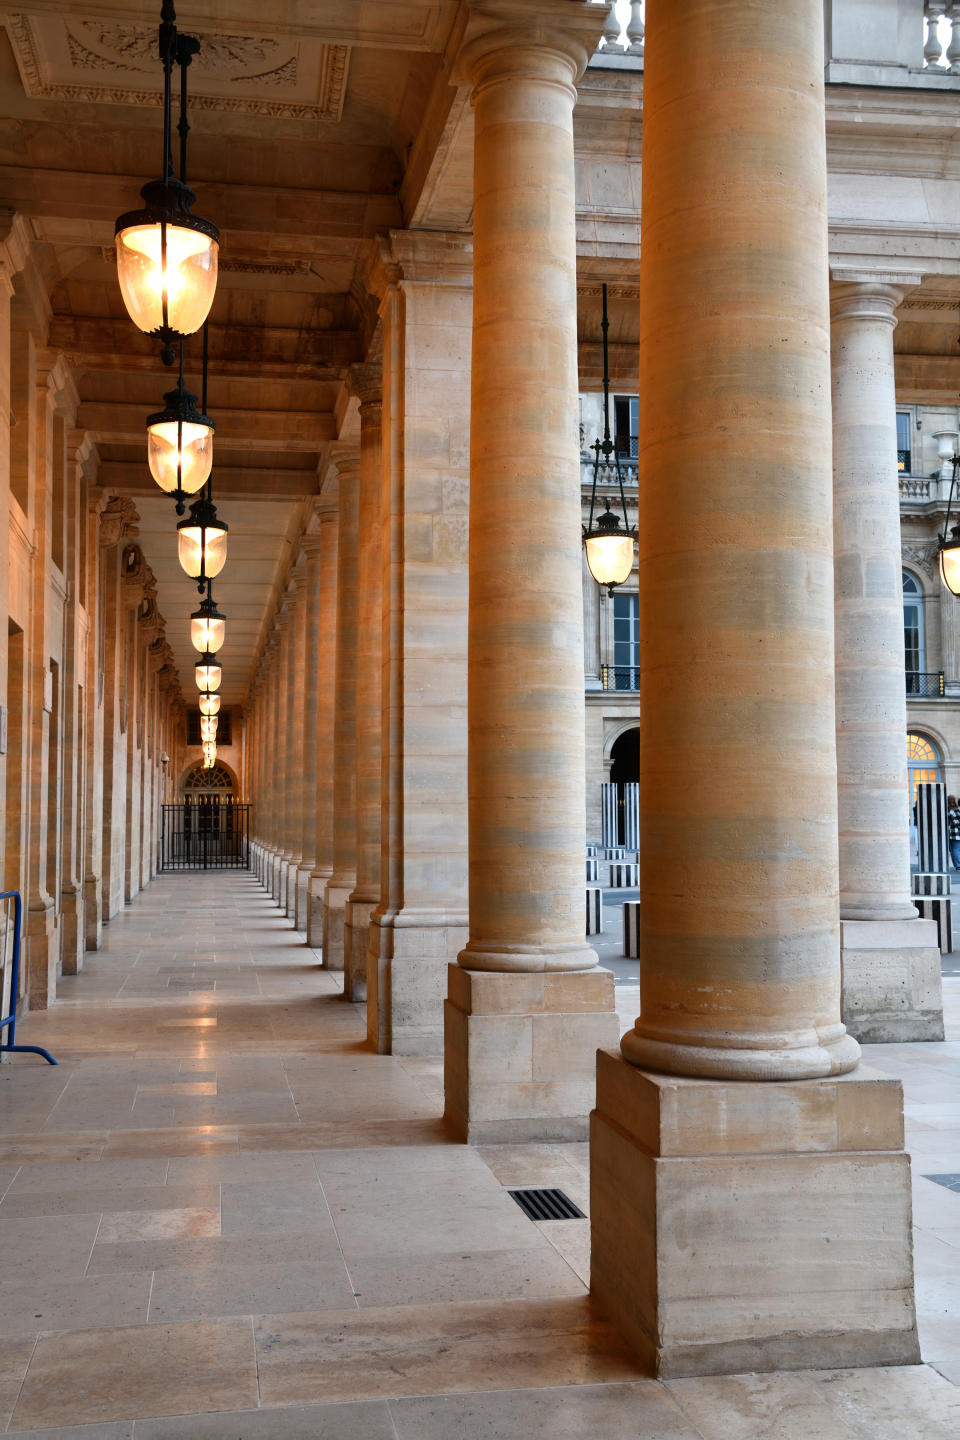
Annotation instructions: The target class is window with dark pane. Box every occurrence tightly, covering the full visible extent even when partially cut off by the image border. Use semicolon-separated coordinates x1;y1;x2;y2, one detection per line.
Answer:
897;411;911;474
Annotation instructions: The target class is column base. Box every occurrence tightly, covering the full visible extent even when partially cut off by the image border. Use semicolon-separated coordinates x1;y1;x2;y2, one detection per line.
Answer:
590;1051;921;1378
444;965;619;1143
306;872;330;952
367;913;467;1055
841;918;945;1043
83;874;101;952
344;897;376;1001
322;880;353;972
284;858;302;921
270;852;283;903
24;900;57;1011
59;885;84;976
294;866;312;933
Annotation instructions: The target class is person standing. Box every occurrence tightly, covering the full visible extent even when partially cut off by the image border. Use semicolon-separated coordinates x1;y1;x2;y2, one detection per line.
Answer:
948;796;960;871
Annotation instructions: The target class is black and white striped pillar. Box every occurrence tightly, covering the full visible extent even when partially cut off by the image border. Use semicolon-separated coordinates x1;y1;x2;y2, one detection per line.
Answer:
916;782;949;875
601;782;618;848
623;782;640;852
622;902;640;957
586;886;603;935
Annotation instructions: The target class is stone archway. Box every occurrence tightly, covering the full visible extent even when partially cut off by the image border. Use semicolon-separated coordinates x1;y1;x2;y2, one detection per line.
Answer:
179;760;237;798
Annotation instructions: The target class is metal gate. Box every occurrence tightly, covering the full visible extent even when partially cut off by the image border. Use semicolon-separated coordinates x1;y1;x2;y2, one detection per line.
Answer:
160;797;250;871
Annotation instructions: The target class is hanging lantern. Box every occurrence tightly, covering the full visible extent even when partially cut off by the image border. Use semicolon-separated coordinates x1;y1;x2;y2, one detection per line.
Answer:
195;653;221;692
199;691;221;716
190;594;226;654
584;500;635;592
146;381;214;500
200;715;218;741
583;282;637;595
202;739;217;768
178;494;228;590
940;521;960;596
115;5;218;363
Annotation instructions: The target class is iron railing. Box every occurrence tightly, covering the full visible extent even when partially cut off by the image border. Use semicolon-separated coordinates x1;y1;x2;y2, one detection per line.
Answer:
601;665;640;692
906;671;946;698
160;798;251;871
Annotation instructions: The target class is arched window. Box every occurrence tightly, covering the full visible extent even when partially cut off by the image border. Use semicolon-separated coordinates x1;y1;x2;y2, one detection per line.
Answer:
903;570;925;693
907;732;941;804
181;761;235;797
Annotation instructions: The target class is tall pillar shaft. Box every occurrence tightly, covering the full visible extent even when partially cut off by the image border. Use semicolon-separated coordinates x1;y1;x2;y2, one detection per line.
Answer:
444;8;618;1140
322;449;360;971
307;502;338;949
831;275;944;1041
591;0;918;1379
297;530;323;932
345;385;383;1000
287;564;307;922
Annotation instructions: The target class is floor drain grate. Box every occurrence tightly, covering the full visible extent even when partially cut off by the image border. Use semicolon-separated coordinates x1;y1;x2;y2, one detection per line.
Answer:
508;1187;585;1221
923;1174;960;1192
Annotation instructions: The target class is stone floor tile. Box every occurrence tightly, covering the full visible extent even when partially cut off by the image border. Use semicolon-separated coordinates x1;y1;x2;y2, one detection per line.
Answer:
322;1169;536;1260
537;1219;591;1284
348;1245;586;1307
2;1184;221;1220
0;1138;105;1165
97;1207;221;1243
476;1144;587;1188
0;1213;102;1280
7;1424;134;1438
7;1159;170;1193
0;1336;39;1430
311;1144;487;1180
10;1319;258;1429
806;1365;960;1438
88;1232;347;1277
165;1151;320;1185
665;1371;863;1439
254;1296;642;1407
132;1400;396;1439
0;1273;152;1338
101;1131;239;1161
389;1381;701;1439
236;1117;450;1152
220;1179;331;1236
148;1255;357;1323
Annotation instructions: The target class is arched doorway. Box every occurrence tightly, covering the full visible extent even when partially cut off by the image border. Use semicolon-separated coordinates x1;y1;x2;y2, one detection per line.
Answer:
180;760;237;798
609;727;640;845
610;726;639;786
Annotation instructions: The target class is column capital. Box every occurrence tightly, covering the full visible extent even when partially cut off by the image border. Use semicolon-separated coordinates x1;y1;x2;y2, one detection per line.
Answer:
829;271;923;324
457;0;603;90
347;361;382;409
329;440;361;479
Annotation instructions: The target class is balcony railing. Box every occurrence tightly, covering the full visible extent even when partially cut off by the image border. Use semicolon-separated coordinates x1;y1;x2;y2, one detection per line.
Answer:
906;671;946;697
602;665;640;691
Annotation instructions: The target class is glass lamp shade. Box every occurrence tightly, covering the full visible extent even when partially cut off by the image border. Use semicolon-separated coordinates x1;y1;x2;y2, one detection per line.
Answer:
190;603;226;655
583;502;635;592
195;655;222;692
177;498;228;581
200;716;218;741
146;386;214;497
116;180;219;343
202;740;217;769
940;530;960;596
198;691;221;716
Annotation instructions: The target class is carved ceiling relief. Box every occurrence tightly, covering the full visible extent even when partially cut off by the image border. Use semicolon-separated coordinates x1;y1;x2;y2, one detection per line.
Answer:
5;14;349;121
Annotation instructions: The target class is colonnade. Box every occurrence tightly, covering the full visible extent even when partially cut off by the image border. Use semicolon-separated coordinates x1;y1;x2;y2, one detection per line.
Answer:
0;217;185;1010
242;0;927;1376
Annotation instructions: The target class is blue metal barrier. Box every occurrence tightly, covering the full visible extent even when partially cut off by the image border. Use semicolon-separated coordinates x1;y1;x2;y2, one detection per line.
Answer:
0;891;58;1065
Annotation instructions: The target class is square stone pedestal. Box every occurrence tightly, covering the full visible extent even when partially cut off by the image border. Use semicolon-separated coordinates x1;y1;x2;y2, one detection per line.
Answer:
841;918;944;1042
367;914;467;1056
590;1050;920;1378
59;885;84;975
322;882;351;972
444;966;619;1143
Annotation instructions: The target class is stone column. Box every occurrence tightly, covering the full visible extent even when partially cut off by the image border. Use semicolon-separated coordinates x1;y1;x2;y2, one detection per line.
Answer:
296;529;324;932
269;623;287;903
444;7;618;1140
307;498;339;950
322;446;361;971
285;563;307;922
345;371;383;1000
831;274;944;1042
59;431;94;975
364;231;471;1055
591;0;919;1378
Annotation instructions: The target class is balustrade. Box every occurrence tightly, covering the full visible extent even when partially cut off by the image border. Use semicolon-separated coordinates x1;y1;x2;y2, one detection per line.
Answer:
925;2;960;70
591;0;643;58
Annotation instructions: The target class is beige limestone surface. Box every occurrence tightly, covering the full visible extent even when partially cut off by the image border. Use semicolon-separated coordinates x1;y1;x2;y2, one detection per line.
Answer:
0;870;949;1435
